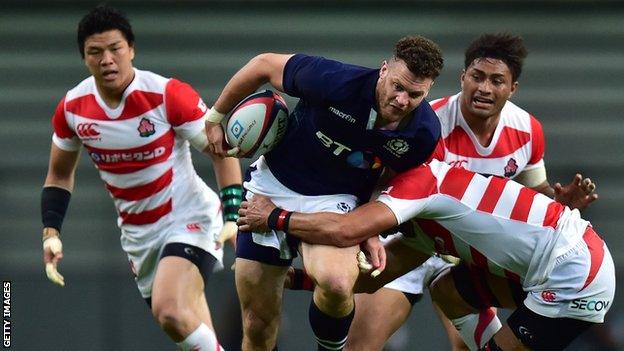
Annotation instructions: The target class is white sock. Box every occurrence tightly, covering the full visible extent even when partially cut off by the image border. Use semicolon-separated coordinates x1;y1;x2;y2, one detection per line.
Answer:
451;308;501;351
176;323;224;351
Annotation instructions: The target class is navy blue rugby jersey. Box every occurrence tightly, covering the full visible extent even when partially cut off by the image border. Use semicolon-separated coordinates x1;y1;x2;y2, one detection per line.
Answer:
264;54;440;200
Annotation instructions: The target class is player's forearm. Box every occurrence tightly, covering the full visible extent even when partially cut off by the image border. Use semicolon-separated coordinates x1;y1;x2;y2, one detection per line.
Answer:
287;212;369;247
44;146;80;192
209;153;242;189
531;181;555;198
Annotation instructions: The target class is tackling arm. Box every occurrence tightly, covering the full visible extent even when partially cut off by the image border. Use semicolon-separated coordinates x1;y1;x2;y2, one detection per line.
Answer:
238;195;399;247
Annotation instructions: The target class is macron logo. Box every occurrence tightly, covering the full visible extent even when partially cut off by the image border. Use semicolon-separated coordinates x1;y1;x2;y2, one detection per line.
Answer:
328;106;356;124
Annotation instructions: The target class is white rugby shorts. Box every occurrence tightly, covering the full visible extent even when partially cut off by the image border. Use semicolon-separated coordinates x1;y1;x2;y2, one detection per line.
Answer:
524;227;615;323
381;233;453;295
120;179;224;298
244;156;359;260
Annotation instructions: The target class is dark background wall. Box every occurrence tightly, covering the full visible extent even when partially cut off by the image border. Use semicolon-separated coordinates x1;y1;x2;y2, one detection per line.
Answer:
1;1;623;350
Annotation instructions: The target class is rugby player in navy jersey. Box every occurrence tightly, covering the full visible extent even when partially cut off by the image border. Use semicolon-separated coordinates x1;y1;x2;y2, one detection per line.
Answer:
205;36;444;351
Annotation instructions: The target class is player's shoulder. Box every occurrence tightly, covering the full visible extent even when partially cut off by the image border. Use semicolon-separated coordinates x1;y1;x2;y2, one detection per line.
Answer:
430;93;458;113
65;75;96;101
132;68;170;92
499;99;539;130
430;92;461;134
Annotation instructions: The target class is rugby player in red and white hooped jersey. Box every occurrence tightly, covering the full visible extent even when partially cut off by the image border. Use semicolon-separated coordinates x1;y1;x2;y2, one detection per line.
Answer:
345;33;599;351
238;157;615;351
40;5;242;351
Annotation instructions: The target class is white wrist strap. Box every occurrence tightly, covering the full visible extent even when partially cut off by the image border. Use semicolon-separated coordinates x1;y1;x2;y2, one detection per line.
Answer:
206;106;226;123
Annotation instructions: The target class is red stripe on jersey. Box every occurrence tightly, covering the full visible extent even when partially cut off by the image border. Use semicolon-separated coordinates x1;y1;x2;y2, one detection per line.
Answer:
542;201;565;229
120;198;172;225
470;247;490;272
85;129;174;174
439;167;475;200
52;97;76;138
477;176;508;213
431;96;450;111
165;79;207;126
491;127;531;157
528;115;545;165
504;269;521;284
415;219;460;257
65;94;109;120
429;138;446;161
509;187;538;222
444;126;530;158
118;91;163;120
387;165;438;200
105;168;173;201
580;227;605;291
474;308;497;348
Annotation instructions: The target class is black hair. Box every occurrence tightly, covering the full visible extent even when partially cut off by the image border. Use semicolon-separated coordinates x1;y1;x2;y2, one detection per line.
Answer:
77;4;134;58
464;33;528;82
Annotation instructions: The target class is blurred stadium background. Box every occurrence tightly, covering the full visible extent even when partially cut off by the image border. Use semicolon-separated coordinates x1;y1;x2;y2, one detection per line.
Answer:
1;0;623;350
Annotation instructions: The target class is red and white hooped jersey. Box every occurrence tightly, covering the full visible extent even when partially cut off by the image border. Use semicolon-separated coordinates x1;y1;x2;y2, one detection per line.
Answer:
430;93;545;179
378;159;591;288
51;68;217;233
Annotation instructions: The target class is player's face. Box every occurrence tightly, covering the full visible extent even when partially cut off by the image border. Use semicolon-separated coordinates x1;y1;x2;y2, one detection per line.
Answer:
376;59;434;125
460;58;518;121
83;29;135;99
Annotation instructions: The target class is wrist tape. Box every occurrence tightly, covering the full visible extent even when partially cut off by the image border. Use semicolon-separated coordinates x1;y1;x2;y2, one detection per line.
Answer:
267;207;293;232
41;186;71;232
220;184;244;222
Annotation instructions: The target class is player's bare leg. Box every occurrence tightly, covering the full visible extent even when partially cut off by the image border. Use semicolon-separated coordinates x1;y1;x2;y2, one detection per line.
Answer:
345;288;412;351
235;257;288;351
151;256;222;350
432;301;469;351
301;243;360;350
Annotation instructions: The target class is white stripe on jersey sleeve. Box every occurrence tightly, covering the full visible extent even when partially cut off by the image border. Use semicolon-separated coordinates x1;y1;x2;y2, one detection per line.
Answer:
52;133;81;152
173;114;207;141
376;195;429;225
491;181;521;218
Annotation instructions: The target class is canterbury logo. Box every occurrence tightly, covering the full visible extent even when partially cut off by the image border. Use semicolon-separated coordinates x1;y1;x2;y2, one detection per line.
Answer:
76;123;100;138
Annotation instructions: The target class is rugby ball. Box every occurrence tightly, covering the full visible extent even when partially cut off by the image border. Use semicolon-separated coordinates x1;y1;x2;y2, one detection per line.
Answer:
225;90;289;159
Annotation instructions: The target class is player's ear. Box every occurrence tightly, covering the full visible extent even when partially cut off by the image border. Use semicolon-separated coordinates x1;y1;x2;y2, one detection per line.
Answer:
379;60;388;79
460;70;466;89
509;81;518;99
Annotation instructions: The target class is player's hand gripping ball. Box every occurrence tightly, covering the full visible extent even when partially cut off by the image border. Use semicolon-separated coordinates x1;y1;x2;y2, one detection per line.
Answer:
225;90;288;159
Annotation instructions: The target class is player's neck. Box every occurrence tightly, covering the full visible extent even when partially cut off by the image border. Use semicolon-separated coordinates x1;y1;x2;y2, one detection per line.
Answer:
96;71;135;109
374;114;411;131
461;107;501;147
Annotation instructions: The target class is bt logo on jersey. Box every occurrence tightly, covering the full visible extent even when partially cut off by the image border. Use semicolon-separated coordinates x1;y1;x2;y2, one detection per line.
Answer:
316;131;352;156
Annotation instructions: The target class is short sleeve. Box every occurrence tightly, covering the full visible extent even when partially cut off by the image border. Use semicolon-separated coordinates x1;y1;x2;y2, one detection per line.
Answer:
282;54;343;103
376;164;438;224
165;79;208;140
51;97;81;151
